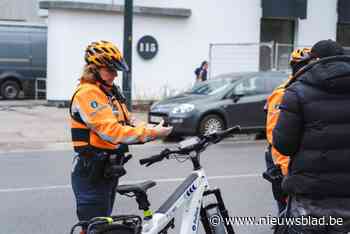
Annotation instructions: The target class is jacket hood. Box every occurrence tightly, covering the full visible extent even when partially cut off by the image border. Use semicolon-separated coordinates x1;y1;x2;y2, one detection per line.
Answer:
298;56;350;93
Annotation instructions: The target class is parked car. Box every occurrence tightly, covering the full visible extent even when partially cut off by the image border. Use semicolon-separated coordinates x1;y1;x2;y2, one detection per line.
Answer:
148;71;289;137
0;23;47;99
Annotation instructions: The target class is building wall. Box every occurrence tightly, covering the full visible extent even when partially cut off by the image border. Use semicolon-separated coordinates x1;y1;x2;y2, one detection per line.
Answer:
47;9;124;101
46;0;261;101
46;0;344;101
296;0;337;46
133;0;261;99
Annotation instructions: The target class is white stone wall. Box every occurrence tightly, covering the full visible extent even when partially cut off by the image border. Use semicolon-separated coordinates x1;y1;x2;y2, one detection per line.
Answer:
296;0;337;47
46;0;261;101
47;9;125;101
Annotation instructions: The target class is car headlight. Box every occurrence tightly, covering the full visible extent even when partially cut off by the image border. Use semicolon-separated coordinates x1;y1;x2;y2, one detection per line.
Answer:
171;104;195;114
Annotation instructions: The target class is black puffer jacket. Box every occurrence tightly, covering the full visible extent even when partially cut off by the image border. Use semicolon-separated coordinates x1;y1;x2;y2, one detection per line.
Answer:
273;56;350;197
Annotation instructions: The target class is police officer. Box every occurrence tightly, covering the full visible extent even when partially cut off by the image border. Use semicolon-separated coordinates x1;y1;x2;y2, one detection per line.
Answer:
70;40;172;233
264;48;312;215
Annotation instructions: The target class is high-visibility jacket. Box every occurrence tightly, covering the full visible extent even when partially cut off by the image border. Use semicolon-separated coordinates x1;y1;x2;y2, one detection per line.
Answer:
265;76;295;175
70;82;157;154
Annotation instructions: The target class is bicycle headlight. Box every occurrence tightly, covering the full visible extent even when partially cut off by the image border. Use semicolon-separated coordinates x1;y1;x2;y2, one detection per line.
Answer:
171;104;195;114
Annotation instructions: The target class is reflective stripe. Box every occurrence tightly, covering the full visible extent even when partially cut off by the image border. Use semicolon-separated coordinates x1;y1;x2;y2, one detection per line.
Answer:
120;135;139;144
75;104;118;144
73;141;88;147
96;131;116;143
143;135;155;142
74;105;91;127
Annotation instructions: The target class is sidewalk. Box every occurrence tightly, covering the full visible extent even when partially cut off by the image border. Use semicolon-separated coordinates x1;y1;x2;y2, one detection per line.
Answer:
0;100;148;153
0;100;260;153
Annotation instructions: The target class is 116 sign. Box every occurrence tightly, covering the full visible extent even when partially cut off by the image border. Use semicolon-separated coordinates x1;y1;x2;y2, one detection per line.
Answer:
137;35;158;60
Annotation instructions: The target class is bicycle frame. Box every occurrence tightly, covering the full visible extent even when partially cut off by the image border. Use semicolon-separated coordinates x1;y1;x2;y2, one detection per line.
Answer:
124;127;240;234
142;167;209;234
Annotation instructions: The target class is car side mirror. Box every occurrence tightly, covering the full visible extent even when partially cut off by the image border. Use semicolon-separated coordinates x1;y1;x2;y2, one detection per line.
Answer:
231;93;244;103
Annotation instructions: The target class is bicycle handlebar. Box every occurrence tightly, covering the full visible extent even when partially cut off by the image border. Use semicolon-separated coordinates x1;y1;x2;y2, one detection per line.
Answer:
139;125;241;167
139;149;172;166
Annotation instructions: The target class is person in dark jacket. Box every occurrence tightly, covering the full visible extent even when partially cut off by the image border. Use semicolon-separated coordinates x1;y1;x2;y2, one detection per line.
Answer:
195;60;208;82
273;39;350;233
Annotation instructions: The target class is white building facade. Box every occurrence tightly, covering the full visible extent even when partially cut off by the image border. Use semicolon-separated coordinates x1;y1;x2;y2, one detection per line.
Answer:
40;0;347;102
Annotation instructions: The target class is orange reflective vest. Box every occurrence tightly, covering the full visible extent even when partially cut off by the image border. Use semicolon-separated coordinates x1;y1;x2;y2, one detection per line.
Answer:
266;75;296;175
70;82;157;154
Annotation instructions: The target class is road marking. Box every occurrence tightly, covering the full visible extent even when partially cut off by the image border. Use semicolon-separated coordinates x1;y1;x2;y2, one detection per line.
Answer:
0;185;70;193
0;173;260;193
0;140;265;154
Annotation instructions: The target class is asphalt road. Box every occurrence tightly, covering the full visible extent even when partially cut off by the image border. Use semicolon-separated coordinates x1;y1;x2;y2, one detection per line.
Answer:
0;140;276;234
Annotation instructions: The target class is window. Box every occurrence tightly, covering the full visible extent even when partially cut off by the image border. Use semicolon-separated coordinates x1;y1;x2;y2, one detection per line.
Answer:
260;19;295;44
265;75;289;92
234;77;266;96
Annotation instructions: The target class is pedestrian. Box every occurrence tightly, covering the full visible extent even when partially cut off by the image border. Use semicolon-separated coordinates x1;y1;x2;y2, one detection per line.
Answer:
273;39;350;233
69;40;172;234
264;48;312;216
195;60;209;82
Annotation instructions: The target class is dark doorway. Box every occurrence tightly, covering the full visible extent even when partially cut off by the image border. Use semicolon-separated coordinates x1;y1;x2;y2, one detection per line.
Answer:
260;19;295;70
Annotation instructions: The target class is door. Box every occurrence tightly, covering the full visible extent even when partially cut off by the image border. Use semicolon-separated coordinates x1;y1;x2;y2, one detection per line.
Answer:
260;18;296;70
225;75;269;129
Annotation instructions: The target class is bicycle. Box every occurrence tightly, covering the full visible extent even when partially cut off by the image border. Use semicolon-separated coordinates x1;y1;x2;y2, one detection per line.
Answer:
70;126;240;234
120;126;240;234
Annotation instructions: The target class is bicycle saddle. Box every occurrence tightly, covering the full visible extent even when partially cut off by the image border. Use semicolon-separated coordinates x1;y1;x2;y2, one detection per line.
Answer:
117;180;156;195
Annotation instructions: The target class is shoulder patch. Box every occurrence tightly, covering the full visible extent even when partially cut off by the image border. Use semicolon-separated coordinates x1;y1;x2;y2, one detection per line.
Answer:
90;100;99;109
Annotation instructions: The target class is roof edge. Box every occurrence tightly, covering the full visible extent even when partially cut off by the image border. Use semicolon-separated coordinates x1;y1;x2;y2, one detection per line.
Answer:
39;1;191;18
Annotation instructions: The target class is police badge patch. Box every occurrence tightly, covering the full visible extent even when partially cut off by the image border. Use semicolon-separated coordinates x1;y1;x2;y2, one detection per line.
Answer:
90;100;99;109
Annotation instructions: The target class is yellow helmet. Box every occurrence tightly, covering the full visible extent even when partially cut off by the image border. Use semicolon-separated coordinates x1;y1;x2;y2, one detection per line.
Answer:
289;48;311;65
85;40;129;71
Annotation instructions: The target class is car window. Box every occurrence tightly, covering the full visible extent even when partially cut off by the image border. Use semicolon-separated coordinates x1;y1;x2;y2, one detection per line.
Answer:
265;75;289;92
233;76;266;96
188;78;234;95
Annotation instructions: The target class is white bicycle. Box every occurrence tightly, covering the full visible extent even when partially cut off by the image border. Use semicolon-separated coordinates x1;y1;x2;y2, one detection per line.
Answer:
71;126;240;234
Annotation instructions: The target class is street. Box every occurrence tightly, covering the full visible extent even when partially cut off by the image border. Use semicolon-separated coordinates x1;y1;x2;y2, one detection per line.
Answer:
0;140;276;234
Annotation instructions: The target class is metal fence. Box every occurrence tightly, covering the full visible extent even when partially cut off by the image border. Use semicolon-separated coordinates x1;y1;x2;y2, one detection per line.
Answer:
209;42;274;78
209;42;350;77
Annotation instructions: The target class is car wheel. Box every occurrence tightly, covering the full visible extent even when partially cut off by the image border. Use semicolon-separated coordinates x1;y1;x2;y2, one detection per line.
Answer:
198;114;225;136
1;80;20;100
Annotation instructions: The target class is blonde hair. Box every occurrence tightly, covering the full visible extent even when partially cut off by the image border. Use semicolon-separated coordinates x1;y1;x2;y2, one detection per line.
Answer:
80;64;98;84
